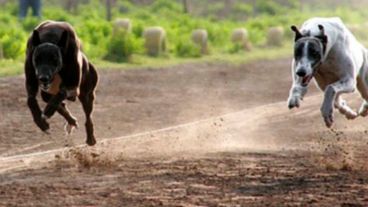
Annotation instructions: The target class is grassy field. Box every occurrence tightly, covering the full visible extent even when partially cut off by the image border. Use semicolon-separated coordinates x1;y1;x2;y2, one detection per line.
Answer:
0;0;367;77
0;43;292;77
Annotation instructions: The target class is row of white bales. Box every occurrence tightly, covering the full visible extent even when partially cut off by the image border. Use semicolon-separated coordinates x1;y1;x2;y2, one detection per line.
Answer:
113;18;285;56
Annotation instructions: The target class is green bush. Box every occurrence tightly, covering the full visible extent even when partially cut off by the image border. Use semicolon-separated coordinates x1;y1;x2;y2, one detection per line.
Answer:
43;7;72;22
77;19;111;59
150;0;181;14
0;13;16;25
105;29;142;62
0;28;26;59
132;20;144;38
21;17;41;32
228;44;245;54
78;20;111;45
116;1;134;13
232;3;253;20
254;1;283;15
175;37;201;58
207;2;225;17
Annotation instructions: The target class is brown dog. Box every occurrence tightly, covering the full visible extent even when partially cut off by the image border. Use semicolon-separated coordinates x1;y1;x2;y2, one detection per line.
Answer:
25;20;98;146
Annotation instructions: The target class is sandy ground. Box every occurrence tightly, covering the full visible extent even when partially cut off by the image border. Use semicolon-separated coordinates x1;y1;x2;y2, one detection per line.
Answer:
1;58;368;206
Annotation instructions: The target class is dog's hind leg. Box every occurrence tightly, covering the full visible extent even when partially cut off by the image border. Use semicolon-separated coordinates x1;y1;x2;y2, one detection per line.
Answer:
358;101;368;117
334;96;358;120
79;63;98;146
321;77;356;128
41;91;78;134
79;89;96;146
356;72;368;117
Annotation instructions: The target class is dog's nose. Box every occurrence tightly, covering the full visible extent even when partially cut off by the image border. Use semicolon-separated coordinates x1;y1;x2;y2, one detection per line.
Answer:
296;69;306;77
39;76;49;83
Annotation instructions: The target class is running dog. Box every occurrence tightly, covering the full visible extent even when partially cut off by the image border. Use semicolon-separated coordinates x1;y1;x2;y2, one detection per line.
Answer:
287;17;368;128
25;20;98;145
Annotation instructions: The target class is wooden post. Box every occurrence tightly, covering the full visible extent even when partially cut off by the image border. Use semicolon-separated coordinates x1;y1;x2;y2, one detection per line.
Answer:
223;0;234;16
0;43;3;60
183;0;189;13
106;0;112;21
64;0;78;12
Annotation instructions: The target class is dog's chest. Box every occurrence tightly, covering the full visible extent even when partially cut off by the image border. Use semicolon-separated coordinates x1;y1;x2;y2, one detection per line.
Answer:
41;74;61;95
314;64;341;89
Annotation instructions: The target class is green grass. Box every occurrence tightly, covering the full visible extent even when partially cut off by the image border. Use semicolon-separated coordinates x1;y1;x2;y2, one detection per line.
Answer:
0;59;24;77
1;0;368;77
0;42;292;77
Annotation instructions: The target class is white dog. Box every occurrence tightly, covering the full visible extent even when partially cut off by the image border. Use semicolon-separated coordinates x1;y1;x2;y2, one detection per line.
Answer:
287;17;368;127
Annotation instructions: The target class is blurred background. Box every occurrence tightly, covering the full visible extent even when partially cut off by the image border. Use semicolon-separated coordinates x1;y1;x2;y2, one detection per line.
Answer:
1;0;368;76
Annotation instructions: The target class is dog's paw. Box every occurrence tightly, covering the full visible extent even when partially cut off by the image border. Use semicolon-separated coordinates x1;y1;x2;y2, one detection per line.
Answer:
36;116;50;132
358;103;368;117
86;136;97;146
321;104;334;128
64;121;79;135
287;96;301;109
337;105;358;120
345;110;358;120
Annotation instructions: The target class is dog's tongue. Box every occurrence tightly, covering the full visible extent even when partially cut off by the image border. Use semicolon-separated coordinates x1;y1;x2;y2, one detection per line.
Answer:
302;75;312;86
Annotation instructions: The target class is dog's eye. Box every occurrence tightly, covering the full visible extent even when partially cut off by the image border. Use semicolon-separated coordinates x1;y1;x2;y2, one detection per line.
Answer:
295;47;303;59
310;50;320;58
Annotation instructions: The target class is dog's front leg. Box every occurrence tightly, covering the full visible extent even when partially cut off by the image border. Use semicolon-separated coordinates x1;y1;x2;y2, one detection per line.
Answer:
287;61;308;109
321;79;355;127
27;95;50;132
43;89;67;119
287;85;308;109
25;67;50;132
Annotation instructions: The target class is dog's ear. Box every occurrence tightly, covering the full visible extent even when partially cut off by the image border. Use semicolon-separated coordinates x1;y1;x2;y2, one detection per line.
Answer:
31;30;41;47
316;25;328;53
291;25;303;42
57;30;68;53
317;24;328;44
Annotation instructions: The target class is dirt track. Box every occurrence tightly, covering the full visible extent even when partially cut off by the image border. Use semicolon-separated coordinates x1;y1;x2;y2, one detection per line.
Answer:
1;58;368;206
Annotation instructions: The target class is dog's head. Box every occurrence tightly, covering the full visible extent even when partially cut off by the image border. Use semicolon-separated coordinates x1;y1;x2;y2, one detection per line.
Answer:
290;25;328;87
31;30;67;90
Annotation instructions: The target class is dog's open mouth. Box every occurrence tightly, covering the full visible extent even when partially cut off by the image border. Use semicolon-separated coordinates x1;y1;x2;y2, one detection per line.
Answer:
40;84;50;91
301;75;313;87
